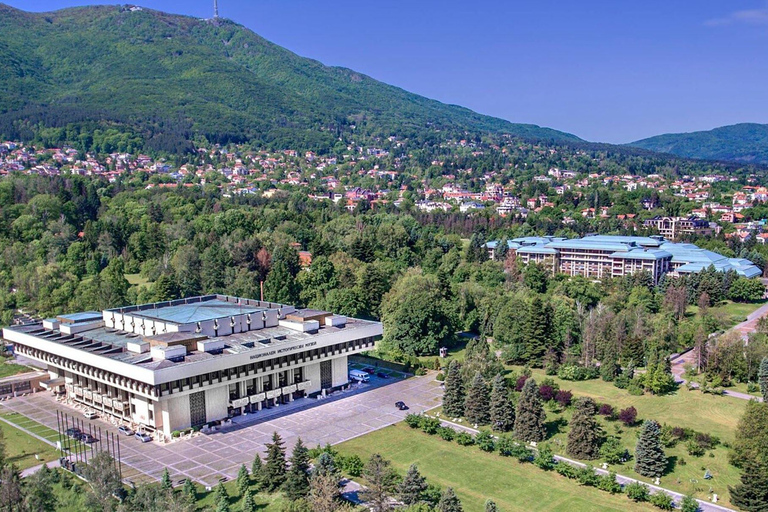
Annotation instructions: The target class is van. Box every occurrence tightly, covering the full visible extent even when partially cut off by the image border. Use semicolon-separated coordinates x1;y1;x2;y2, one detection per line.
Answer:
349;369;370;383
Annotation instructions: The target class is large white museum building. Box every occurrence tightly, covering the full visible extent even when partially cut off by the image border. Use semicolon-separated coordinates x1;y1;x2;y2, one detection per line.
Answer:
2;295;381;438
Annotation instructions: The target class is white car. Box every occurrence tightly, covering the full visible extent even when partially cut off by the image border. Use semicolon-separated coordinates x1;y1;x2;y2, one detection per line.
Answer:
83;410;98;420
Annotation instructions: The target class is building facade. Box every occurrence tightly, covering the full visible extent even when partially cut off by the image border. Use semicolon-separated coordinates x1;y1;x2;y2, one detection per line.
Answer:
2;295;381;439
642;216;715;240
487;235;761;284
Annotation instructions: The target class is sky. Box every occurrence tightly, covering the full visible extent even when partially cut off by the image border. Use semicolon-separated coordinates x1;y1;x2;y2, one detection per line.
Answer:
11;0;768;143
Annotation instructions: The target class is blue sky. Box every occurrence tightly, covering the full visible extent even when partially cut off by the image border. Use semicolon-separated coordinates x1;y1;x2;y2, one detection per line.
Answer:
12;0;768;143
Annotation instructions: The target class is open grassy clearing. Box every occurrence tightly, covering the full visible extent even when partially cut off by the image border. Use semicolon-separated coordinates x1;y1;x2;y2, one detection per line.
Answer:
125;273;151;287
0;410;62;444
338;423;653;512
687;299;767;328
0;415;58;469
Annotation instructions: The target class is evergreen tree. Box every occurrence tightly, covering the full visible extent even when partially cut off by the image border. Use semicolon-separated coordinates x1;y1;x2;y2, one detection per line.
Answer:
360;454;399;512
523;297;550;363
731;400;768;469
216;494;231;512
313;452;339;477
489;374;515;432
600;346;619;382
182;478;197;502
495;238;508;262
484;499;498;512
513;378;546;442
566;397;601;460
759;356;768;403
252;453;263;486
442;360;465;418
161;467;173;491
237;464;250;497
437;487;463;512
214;482;230;504
282;438;311;500
241;489;258;512
398;464;428;506
464;372;490;425
729;458;768;512
634;420;668;478
0;465;23;512
24;463;55;512
262;431;287;492
263;246;301;305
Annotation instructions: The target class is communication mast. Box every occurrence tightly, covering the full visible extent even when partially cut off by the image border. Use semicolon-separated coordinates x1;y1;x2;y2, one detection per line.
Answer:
214;0;219;19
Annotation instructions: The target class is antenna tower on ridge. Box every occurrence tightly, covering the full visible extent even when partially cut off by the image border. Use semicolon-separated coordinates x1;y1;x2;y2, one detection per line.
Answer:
214;0;219;19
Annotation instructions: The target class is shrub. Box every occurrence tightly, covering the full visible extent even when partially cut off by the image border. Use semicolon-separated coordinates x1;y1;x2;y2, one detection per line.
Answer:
598;404;615;418
435;372;445;382
421;417;442;435
415;367;427;376
475;431;496;452
405;414;423;429
555;462;579;479
627;384;645;396
455;432;475;446
670;426;689;441
618;406;638;426
694;432;717;449
534;444;555;470
557;364;599;381
554;390;573;407
680;494;700;512
649;491;675;510
746;382;760;394
613;375;630;389
686;439;705;457
496;435;515;456
437;427;455;441
625;482;649;502
599;437;629;465
340;454;363;477
597;471;622;494
172;430;181;438
539;384;556;402
576;465;599;486
510;444;534;462
515;375;528;392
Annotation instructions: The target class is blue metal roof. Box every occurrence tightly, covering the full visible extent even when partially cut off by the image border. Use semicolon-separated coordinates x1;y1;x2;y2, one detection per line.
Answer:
131;299;265;324
610;249;672;260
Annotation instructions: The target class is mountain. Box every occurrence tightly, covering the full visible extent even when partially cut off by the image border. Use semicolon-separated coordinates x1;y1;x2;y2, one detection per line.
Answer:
629;123;768;164
0;4;580;153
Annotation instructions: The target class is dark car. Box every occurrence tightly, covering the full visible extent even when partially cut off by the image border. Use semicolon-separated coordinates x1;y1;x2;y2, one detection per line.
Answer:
395;401;408;410
362;367;376;374
65;428;81;439
376;372;390;379
81;433;99;444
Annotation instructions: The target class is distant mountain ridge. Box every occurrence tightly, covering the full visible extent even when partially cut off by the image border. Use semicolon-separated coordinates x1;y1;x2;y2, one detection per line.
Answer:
629;123;768;164
0;3;580;153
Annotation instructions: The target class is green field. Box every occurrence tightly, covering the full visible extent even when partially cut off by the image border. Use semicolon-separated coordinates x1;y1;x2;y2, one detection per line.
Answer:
0;415;58;469
687;299;767;328
338;423;654;512
125;273;151;287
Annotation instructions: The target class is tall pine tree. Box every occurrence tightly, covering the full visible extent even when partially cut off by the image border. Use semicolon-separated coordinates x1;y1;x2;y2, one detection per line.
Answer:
261;432;287;492
282;438;311;500
437;487;464;512
524;297;551;364
464;372;490;425
729;458;768;512
442;360;465;418
566;397;601;460
513;378;546;442
489;374;515;432
634;420;667;478
398;464;428;506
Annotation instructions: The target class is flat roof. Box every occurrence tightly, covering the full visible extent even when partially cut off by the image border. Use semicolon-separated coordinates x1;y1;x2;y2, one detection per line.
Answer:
129;299;265;325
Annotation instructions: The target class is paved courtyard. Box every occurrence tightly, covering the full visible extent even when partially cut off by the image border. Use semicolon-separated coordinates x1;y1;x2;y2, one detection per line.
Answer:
0;373;443;488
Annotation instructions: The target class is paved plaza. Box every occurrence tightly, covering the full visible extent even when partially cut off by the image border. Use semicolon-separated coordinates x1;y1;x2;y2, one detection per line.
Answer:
0;373;443;488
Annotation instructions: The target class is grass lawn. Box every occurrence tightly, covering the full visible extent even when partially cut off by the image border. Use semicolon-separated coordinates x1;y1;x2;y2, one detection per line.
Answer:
338;423;653;512
125;273;151;287
0;360;33;379
0;411;63;445
687;299;767;328
192;477;287;511
507;367;745;442
0;415;58;469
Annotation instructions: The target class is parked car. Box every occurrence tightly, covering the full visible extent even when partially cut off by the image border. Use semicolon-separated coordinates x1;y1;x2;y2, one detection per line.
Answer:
376;372;390;379
395;401;408;410
118;425;134;436
65;427;81;439
362;367;376;374
135;432;152;443
81;433;99;444
83;410;98;420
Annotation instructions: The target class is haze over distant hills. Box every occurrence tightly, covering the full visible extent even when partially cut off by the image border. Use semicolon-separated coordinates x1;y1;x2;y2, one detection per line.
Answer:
629;123;768;165
0;3;581;153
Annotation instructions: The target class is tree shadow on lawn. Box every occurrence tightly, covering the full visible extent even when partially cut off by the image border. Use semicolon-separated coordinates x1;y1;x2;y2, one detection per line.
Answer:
665;455;678;476
545;417;568;439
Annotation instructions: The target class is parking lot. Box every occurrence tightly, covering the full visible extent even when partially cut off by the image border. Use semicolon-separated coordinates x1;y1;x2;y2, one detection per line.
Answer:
0;371;443;487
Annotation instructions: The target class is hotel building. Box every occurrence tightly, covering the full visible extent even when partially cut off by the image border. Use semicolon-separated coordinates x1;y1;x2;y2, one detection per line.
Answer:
2;295;381;438
486;235;761;284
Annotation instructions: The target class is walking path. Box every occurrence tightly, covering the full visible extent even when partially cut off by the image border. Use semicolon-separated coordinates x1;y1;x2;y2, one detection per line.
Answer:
20;460;60;478
433;417;735;512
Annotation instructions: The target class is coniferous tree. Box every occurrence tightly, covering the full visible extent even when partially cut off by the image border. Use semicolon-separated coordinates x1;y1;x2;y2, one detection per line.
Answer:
489;374;515;432
513;378;546;442
282;438;311;500
437;487;463;512
214;482;230;503
759;356;768;403
182;478;197;503
464;372;490;425
398;464;428;506
252;453;263;487
634;420;668;478
729;458;768;512
161;467;173;491
360;454;399;512
237;464;250;497
24;462;55;512
484;499;497;512
442;360;465;418
241;489;258;512
566;397;601;460
523;297;550;363
262;431;287;492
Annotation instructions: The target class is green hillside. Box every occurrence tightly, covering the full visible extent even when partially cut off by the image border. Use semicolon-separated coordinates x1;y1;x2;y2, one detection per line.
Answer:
629;123;768;164
0;4;580;153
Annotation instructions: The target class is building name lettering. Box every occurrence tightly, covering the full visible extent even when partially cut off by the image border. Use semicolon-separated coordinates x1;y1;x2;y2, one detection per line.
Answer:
249;341;318;360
